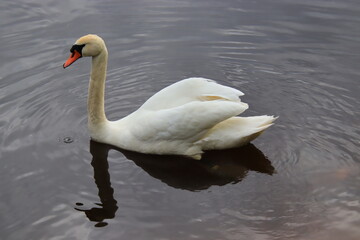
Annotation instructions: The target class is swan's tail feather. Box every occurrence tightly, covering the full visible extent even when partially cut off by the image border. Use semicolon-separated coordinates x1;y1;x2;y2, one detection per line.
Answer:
198;115;277;151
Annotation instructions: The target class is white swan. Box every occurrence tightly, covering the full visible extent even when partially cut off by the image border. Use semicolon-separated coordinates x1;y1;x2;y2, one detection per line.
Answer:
63;34;276;159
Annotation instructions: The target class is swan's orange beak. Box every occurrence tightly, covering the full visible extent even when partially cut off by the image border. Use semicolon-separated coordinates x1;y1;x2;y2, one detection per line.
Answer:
63;50;82;68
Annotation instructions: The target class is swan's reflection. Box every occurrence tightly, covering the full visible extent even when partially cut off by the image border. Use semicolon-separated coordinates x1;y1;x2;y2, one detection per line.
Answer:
76;140;275;226
120;142;275;190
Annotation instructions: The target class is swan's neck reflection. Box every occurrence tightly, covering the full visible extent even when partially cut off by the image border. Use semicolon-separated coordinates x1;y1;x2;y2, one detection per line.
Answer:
75;141;118;227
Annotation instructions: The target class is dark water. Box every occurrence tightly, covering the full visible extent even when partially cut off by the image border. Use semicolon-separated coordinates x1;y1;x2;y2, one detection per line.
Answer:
1;0;359;239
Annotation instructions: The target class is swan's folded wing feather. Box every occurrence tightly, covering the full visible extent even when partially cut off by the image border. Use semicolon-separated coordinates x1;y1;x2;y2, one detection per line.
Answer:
130;100;249;143
139;78;244;111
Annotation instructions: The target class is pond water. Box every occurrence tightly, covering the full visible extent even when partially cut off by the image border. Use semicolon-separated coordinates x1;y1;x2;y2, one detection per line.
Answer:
1;0;359;239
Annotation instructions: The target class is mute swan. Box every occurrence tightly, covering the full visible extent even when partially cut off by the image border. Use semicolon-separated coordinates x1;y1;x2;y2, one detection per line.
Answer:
63;34;276;159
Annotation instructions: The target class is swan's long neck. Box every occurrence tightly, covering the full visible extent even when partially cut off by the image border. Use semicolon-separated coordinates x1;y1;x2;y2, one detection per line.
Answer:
88;47;108;128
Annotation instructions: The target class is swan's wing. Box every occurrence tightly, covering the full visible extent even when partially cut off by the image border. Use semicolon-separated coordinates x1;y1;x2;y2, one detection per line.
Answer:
130;100;249;143
139;77;244;111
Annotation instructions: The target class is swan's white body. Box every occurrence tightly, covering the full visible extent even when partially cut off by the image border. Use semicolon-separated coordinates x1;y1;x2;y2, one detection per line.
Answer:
64;34;276;159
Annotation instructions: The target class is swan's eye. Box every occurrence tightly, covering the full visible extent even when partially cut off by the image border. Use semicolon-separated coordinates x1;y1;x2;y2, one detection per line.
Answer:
70;44;85;57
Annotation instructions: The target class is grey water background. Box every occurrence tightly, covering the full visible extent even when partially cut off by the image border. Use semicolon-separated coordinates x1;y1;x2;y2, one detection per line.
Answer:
1;0;359;239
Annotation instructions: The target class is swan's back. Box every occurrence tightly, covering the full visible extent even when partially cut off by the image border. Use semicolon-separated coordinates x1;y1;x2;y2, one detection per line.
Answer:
139;78;244;111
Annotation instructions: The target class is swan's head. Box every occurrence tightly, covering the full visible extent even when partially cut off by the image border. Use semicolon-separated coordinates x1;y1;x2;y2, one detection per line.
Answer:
63;34;106;68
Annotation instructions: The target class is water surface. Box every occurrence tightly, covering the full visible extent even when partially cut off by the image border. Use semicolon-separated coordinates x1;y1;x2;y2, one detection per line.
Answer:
1;0;359;239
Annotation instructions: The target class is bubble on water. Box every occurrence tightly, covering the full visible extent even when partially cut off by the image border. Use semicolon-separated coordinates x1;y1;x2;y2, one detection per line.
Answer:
63;137;74;144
